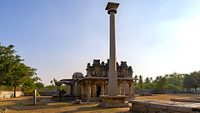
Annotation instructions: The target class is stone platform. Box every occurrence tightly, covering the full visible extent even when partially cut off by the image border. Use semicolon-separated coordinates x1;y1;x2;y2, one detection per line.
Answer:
98;95;129;108
130;100;200;113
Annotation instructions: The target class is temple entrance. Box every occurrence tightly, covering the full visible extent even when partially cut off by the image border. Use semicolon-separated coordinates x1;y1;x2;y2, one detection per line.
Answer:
97;86;101;97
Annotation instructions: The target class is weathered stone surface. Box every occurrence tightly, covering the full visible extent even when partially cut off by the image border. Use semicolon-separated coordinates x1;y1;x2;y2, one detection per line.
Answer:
99;95;129;108
171;98;200;103
130;100;200;113
86;60;133;78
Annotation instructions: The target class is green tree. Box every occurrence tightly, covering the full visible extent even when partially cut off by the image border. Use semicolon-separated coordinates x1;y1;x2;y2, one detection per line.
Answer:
35;82;45;90
0;44;40;97
165;73;184;90
190;71;200;91
133;75;140;90
0;44;16;86
139;75;143;89
154;76;167;92
22;74;41;95
145;77;150;84
45;85;57;90
183;71;200;92
143;77;154;89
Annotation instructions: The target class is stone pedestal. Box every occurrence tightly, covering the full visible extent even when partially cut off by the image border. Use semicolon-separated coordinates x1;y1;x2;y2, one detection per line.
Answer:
99;95;128;108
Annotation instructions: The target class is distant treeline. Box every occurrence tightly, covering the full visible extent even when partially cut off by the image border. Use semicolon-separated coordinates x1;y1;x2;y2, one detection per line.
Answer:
134;72;200;93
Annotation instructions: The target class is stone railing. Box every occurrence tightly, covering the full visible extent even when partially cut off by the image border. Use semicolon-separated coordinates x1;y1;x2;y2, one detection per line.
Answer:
130;100;200;113
0;91;24;99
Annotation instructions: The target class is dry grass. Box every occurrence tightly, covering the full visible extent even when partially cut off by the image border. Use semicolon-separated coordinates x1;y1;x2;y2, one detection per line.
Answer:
0;93;199;113
6;103;130;113
0;96;130;113
135;93;200;101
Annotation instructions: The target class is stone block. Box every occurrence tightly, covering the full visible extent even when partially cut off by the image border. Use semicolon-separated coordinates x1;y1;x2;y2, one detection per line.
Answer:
99;95;129;108
130;100;200;113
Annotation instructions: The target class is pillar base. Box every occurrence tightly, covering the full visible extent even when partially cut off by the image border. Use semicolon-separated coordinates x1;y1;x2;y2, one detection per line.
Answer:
98;95;129;108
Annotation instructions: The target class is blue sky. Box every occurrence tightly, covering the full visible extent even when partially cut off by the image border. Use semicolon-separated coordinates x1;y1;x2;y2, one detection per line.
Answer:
1;0;200;85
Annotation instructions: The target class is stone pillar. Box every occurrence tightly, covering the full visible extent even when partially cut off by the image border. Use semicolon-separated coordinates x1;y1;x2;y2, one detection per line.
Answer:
33;89;37;105
105;84;108;95
91;85;93;97
74;81;78;97
93;84;96;97
106;2;119;96
87;85;91;102
66;84;70;95
101;85;105;95
70;85;73;95
99;2;129;108
104;85;106;95
128;81;133;98
132;82;135;98
80;85;84;96
118;84;121;95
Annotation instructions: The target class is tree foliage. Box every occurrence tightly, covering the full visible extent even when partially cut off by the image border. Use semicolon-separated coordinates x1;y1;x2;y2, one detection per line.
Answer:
35;82;45;90
164;73;184;90
183;71;200;92
0;44;40;97
135;71;200;93
138;75;143;89
154;76;167;92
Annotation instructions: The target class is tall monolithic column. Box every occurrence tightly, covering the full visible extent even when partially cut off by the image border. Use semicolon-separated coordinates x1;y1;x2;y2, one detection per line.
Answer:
105;2;119;96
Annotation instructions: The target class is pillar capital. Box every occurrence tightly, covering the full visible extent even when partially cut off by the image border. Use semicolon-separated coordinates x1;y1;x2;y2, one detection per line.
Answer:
105;2;119;14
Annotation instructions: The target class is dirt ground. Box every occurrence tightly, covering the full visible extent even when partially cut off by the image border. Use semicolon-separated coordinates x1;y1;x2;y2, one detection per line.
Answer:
0;93;199;113
135;93;200;101
0;96;130;113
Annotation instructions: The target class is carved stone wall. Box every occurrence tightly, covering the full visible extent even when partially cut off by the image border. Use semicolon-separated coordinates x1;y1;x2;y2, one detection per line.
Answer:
86;59;133;78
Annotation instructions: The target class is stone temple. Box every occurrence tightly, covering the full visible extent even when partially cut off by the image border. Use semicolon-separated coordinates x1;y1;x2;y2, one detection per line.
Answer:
57;59;134;102
57;2;134;103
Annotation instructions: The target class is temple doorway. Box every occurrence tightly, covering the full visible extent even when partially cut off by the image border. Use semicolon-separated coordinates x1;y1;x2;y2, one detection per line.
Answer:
97;86;101;97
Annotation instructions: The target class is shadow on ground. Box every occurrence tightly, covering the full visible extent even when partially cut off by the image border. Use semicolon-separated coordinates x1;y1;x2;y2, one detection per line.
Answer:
60;104;131;113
